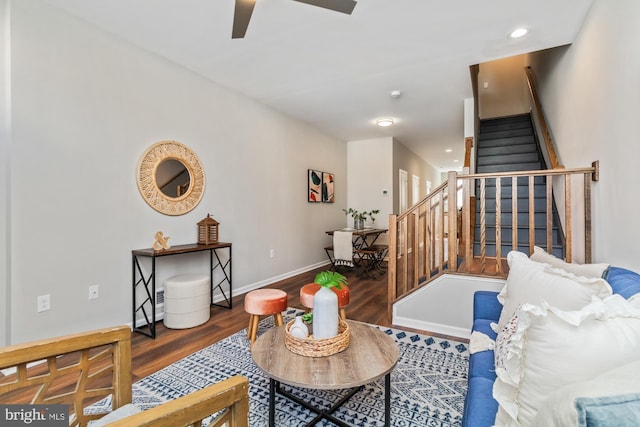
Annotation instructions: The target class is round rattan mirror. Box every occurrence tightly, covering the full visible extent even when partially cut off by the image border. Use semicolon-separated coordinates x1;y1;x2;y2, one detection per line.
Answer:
136;141;205;215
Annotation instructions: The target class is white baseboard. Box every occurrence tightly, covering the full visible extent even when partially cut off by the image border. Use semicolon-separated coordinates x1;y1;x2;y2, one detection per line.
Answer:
232;260;330;297
392;315;470;340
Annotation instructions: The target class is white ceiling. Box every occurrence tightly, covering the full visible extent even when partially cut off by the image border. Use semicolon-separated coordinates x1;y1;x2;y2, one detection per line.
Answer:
42;0;594;171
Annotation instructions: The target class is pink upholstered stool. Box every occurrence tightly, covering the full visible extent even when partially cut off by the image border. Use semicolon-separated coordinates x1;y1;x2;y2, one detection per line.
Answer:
299;283;350;320
244;288;288;349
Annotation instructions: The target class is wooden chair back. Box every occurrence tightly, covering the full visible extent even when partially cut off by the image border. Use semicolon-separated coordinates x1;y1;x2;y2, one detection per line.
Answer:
108;375;250;427
0;325;132;426
0;325;250;427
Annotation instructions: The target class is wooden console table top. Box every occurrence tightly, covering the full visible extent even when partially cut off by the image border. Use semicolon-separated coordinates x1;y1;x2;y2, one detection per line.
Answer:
132;242;232;257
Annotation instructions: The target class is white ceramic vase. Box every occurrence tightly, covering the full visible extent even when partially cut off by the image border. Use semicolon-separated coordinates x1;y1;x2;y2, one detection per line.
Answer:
313;286;339;339
290;315;309;338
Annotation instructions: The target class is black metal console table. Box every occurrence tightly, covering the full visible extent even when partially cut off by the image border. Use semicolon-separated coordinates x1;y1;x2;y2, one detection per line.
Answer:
132;242;232;338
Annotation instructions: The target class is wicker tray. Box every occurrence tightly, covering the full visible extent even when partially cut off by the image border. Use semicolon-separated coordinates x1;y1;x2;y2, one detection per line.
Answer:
284;319;350;357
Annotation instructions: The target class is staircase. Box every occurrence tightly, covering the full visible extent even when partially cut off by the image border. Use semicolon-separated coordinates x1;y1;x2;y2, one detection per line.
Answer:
387;66;599;315
474;113;564;258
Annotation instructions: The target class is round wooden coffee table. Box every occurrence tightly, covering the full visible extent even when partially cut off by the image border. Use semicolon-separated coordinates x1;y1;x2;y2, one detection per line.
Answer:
252;320;399;426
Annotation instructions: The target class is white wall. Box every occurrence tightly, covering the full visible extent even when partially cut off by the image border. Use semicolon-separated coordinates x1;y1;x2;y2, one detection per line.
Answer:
392;139;441;212
347;138;393;232
393;274;505;339
527;0;640;270
1;0;10;345
464;97;475;138
346;137;440;244
478;55;530;119
4;0;347;344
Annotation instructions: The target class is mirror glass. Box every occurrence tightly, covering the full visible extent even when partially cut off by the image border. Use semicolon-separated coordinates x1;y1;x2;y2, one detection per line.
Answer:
155;159;191;198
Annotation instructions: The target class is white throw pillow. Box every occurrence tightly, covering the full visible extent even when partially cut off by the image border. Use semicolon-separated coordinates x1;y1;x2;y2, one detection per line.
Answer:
531;359;640;426
496;251;612;331
530;246;609;278
493;295;640;427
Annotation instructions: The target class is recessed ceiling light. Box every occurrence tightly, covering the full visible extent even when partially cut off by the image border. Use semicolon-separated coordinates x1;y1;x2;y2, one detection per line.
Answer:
376;118;395;127
510;27;528;38
445;148;453;153
453;159;459;163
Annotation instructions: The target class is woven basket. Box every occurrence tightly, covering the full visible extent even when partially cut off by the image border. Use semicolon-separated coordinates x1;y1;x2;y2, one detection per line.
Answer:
284;319;350;357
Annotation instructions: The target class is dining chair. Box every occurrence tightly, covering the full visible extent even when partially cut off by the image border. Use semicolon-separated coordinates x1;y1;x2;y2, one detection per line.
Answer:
354;244;388;278
325;231;355;272
332;231;354;268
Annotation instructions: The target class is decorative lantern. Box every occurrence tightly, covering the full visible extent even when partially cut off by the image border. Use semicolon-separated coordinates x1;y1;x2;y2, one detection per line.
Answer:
198;214;219;245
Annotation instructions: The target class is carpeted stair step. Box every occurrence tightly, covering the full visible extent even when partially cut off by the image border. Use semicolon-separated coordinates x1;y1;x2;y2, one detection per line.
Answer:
479;114;532;133
473;242;564;258
477;127;534;141
478;115;535;146
476;162;543;173
476;183;547;199
476;135;537;149
475;196;550;212
477;176;547;187
476;152;541;166
477;143;538;157
480;113;531;124
474;226;562;245
478;211;552;228
473;113;564;259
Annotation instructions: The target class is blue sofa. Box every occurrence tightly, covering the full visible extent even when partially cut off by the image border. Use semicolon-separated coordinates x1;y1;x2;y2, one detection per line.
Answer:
461;266;640;426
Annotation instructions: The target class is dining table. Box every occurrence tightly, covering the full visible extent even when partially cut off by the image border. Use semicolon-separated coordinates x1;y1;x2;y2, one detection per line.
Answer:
325;227;388;249
325;228;388;278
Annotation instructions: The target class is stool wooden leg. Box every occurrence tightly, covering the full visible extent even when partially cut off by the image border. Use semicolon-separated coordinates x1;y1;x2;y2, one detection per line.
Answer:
248;314;259;346
252;315;260;339
274;312;284;327
339;308;346;320
246;316;252;339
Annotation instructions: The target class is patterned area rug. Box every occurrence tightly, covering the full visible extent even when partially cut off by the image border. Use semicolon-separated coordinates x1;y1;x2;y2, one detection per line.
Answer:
90;309;469;426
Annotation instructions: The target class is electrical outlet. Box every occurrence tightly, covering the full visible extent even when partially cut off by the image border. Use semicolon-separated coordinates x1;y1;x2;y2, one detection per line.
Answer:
269;249;275;258
89;285;99;300
37;294;51;312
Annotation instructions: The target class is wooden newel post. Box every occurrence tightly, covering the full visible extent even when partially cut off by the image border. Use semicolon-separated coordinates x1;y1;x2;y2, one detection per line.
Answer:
447;171;458;273
387;214;398;322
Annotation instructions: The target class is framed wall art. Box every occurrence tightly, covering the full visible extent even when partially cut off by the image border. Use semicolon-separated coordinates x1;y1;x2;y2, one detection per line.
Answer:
322;172;334;203
308;169;322;202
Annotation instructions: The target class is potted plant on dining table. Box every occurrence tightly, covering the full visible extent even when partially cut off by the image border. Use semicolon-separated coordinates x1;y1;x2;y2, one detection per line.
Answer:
343;208;380;230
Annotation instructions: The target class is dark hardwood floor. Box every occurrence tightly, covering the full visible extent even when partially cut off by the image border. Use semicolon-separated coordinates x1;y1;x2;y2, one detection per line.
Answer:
130;264;462;382
1;264;469;405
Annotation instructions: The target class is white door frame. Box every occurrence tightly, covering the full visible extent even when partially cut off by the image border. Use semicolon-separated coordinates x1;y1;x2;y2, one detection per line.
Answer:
399;169;408;213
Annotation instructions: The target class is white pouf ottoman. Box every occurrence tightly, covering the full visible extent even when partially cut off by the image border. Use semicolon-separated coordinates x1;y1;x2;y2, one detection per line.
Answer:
163;274;211;329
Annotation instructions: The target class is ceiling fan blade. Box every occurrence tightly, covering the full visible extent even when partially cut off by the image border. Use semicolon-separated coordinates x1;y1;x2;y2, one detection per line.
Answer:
232;0;256;39
292;0;357;15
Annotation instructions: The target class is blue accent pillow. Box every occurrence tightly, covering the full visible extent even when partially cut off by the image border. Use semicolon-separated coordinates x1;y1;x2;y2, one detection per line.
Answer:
576;394;640;427
604;267;640;299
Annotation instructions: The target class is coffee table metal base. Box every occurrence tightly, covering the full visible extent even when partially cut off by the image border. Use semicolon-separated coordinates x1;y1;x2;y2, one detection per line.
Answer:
268;373;391;427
